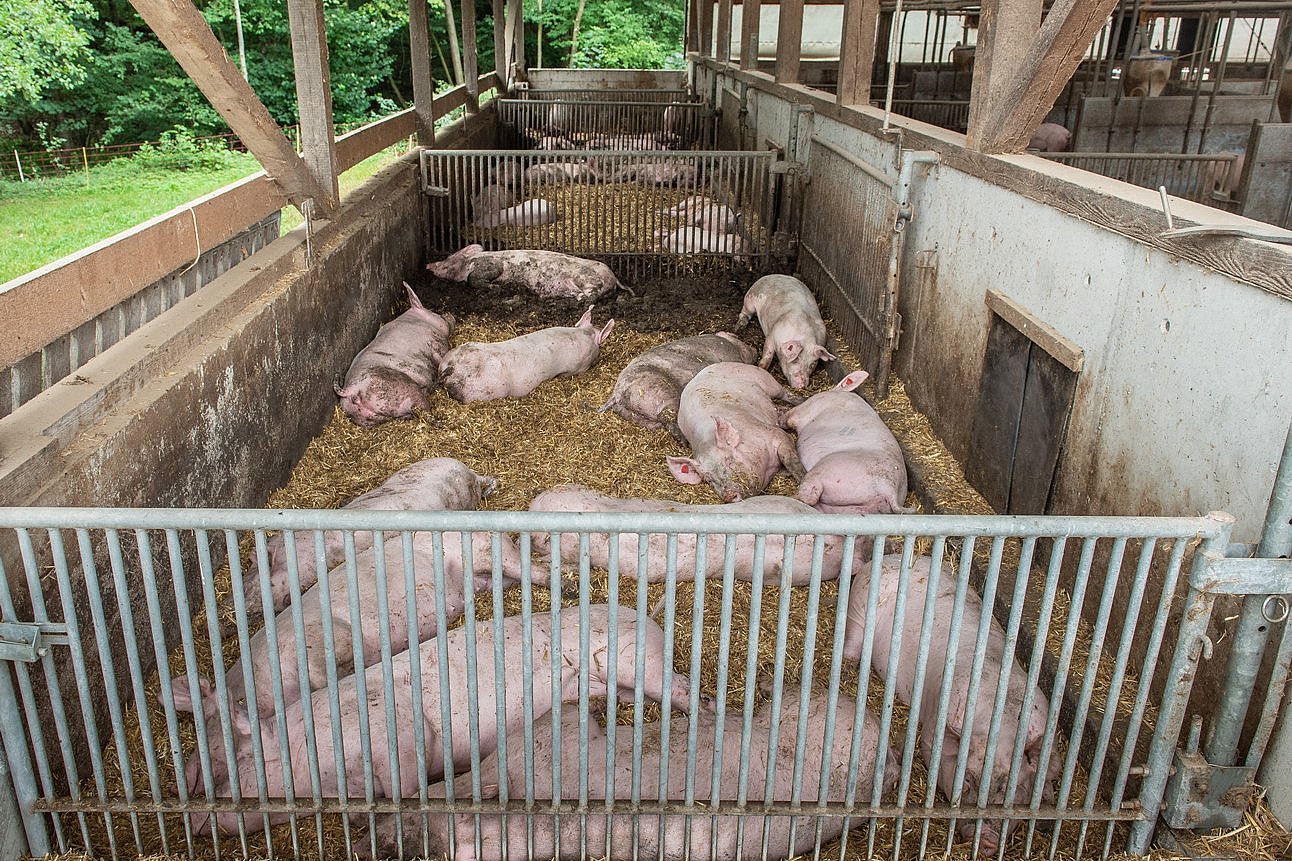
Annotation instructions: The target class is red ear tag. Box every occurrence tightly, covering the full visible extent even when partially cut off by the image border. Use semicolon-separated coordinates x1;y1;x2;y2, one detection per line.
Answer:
682;464;690;473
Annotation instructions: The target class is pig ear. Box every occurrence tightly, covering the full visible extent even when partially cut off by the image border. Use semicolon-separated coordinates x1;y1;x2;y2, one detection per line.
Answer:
836;370;869;391
782;340;803;359
575;306;595;328
477;474;499;497
464;243;484;257
714;417;742;450
596;319;616;345
667;456;703;484
816;345;838;361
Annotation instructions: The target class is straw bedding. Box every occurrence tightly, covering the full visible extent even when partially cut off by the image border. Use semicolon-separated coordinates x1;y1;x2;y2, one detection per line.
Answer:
49;271;1285;861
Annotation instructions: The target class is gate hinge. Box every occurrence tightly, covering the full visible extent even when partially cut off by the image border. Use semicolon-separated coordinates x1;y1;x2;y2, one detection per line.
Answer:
0;622;69;663
1196;552;1292;595
1161;748;1257;831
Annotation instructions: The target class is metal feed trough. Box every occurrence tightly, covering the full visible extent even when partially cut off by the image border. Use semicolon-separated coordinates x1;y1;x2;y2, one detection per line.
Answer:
421;148;778;281
0;505;1272;861
495;99;714;150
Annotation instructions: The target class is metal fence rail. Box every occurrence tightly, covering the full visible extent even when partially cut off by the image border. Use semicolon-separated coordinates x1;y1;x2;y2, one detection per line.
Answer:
0;507;1234;861
515;88;695;103
877;100;972;133
1040;151;1240;206
495;99;714;150
421;148;778;282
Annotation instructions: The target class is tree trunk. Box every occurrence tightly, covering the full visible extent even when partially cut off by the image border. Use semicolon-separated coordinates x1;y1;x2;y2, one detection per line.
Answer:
569;0;587;66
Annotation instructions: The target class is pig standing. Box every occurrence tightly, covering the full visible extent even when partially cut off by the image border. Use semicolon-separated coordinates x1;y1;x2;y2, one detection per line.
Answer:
611;160;697;185
529;484;849;584
736;274;836;389
598;332;756;437
420;689;900;861
656;226;749;257
1026;123;1072;153
473;198;558;228
229;530;524;716
782;370;913;514
258;457;496;615
523;161;598;183
663;195;737;232
842;553;1059;852
335;284;454;427
427;245;630;303
470;184;518;221
172;605;699;836
667;362;806;502
439;306;615;402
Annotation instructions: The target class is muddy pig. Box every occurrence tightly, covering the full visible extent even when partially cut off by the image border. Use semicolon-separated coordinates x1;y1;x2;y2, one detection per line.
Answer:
736;274;835;389
611;160;697;185
1026;123;1071;153
427;244;629;303
842;553;1060;852
439;306;614;402
523;161;598;183
668;362;806;502
335;283;454;427
421;689;899;861
782;370;913;514
172;605;699;836
598;332;756;438
256;457;495;615
473;198;558;228
230;529;524;716
530;484;848;584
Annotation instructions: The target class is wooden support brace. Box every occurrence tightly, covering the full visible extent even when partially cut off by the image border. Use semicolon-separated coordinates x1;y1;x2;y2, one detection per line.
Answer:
493;0;508;86
700;0;716;56
716;0;734;64
837;0;881;106
462;0;480;110
775;0;805;83
972;0;1121;152
740;0;762;69
966;0;1041;147
509;0;526;78
287;0;340;213
129;0;334;214
409;0;437;144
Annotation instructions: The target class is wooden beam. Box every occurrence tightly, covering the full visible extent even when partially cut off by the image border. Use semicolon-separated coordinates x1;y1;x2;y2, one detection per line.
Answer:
286;0;339;213
408;0;436;144
128;0;332;214
974;0;1120;152
493;0;508;85
716;0;734;64
461;0;480;109
335;109;417;172
740;0;762;69
837;0;881;106
775;0;805;82
700;0;716;56
966;0;1043;147
507;0;524;79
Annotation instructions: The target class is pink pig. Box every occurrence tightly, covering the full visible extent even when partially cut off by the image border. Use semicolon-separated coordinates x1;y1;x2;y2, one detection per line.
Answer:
736;274;836;389
782;370;913;514
439;306;615;402
667;362;806;502
335;283;454;427
427;245;629;303
655;226;749;257
473;198;558;228
842;553;1060;852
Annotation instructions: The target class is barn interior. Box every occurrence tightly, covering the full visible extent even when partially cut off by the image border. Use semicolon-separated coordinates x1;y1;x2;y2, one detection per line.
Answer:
0;1;1290;860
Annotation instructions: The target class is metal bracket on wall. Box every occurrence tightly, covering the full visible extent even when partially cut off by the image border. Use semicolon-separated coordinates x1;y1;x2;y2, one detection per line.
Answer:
0;622;68;663
1162;717;1258;830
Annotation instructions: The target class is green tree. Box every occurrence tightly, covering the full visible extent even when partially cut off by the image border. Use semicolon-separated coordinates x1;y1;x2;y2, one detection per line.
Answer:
528;0;684;69
0;0;96;104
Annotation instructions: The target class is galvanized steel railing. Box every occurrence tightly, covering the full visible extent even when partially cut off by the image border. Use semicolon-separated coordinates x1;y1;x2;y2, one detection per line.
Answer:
0;508;1237;860
514;88;696;103
1040;151;1241;206
495;99;714;150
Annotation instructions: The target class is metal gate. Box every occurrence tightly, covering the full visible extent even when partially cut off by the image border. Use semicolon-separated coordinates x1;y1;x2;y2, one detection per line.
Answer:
798;138;938;399
421;149;779;281
1040;152;1242;207
0;506;1254;861
495;99;715;150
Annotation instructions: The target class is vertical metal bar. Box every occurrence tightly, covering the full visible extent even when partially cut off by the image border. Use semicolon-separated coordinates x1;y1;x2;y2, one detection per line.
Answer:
430;530;459;857
337;532;376;850
519;530;537;861
400;530;430;857
759;536;799;861
709;533;739;860
577;531;592;861
369;531;404;857
683;530;708;861
547;529;563;861
490;530;513;858
1129;513;1236;854
604;529;622;860
733;534;769;860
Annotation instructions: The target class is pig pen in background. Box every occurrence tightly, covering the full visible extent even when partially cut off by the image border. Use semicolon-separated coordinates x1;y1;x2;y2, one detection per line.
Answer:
1;269;1238;861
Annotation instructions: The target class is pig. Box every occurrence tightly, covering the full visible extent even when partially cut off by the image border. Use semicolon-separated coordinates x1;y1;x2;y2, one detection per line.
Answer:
842;553;1060;852
427;245;630;303
438;306;615;402
585;133;667;151
335;283;454;428
663;195;737;232
529;133;575;150
667;362;806;502
473;198;558;228
529;484;849;585
229;530;524;717
611;160;698;185
470;183;518;220
1026;122;1071;153
782;370;913;514
598;332;757;438
492;160;524;188
656;226;749;257
523;161;598;183
419;689;900;861
172;605;699;837
257;457;496;615
736;274;836;389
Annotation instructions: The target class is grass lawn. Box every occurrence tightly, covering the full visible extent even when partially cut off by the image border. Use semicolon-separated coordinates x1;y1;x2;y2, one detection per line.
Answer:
0;142;409;284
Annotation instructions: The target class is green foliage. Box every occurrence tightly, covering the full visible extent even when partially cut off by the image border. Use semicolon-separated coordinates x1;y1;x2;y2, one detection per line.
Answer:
0;0;96;104
130;128;246;171
528;0;684;70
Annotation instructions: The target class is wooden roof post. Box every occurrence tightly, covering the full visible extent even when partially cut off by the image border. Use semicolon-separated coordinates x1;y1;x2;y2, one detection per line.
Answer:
509;0;526;79
740;0;763;69
286;0;340;213
716;0;734;64
775;0;805;83
408;0;437;144
129;0;334;216
493;0;508;86
838;0;881;106
966;0;1043;148
462;0;480;111
700;0;716;56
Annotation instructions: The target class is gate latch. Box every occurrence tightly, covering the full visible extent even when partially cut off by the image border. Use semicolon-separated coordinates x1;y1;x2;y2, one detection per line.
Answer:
0;622;68;663
1161;717;1257;830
